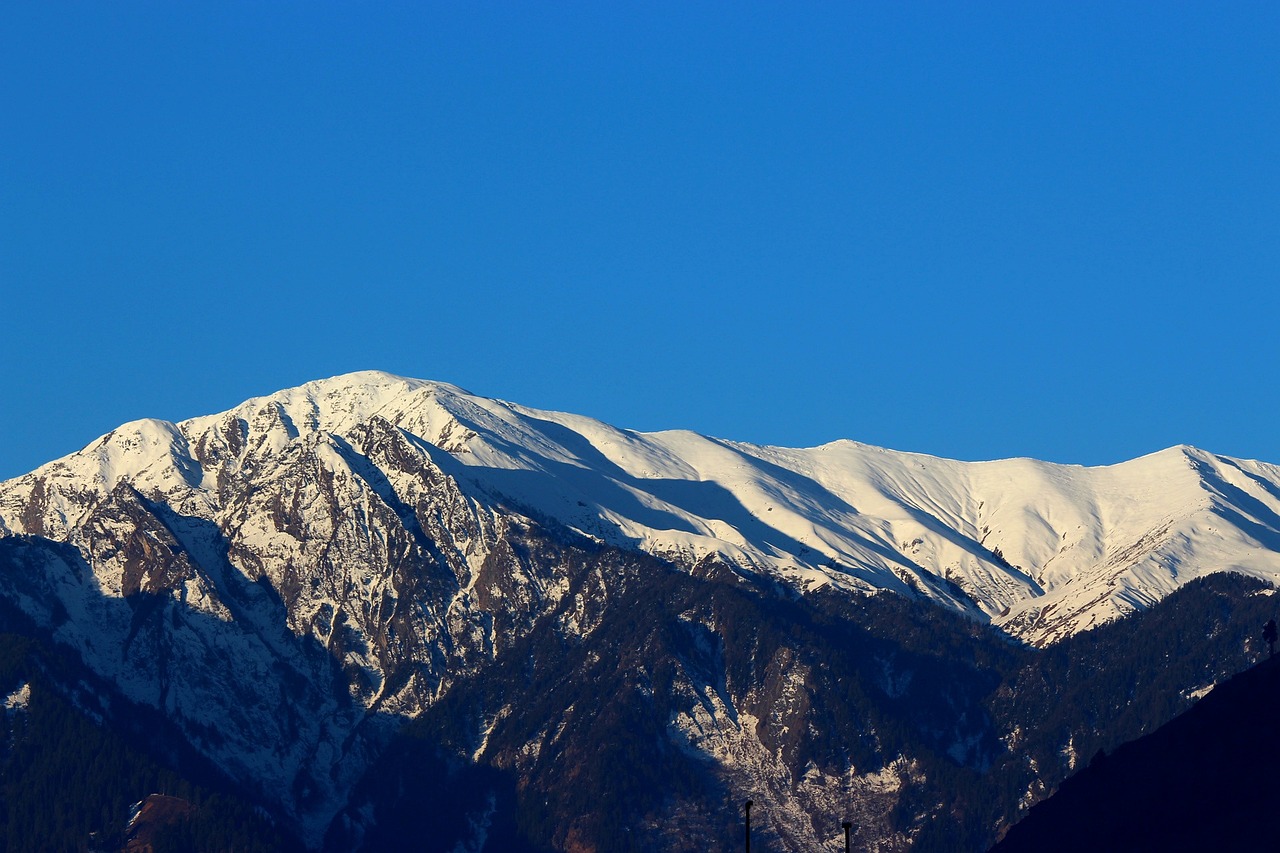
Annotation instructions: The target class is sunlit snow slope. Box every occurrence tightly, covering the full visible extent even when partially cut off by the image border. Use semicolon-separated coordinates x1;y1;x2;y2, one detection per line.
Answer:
4;370;1279;646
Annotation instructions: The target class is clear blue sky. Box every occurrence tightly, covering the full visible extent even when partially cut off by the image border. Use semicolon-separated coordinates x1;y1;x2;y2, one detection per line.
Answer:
2;3;1277;480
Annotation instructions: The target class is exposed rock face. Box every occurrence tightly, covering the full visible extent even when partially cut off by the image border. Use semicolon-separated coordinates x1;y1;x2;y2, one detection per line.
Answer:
125;794;196;853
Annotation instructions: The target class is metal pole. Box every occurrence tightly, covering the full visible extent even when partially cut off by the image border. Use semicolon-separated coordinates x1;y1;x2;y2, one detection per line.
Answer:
745;799;753;853
843;821;852;853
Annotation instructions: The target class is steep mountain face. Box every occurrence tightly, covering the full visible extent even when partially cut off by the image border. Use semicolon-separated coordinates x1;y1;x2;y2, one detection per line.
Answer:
1;371;1278;849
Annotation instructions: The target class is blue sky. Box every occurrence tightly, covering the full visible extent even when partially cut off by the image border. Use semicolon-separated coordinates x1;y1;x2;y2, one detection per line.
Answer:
2;3;1277;480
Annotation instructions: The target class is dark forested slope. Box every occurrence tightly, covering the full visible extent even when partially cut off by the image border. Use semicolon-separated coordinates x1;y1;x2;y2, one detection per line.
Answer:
992;647;1280;852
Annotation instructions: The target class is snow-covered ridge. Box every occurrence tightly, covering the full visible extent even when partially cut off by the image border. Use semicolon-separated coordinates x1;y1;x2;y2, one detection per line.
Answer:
4;370;1280;646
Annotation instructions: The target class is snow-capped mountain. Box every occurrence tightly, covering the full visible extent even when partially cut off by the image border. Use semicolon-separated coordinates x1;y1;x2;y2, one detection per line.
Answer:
5;371;1278;644
2;370;1278;850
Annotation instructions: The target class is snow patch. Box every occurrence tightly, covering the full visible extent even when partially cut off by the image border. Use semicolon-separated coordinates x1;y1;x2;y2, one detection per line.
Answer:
3;682;30;711
1186;683;1216;701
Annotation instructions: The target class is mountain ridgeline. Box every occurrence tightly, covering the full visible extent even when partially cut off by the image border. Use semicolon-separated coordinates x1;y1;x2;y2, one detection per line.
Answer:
1;372;1278;851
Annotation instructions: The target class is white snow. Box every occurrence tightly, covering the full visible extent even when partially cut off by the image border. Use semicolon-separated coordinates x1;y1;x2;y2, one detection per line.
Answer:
3;682;30;711
1186;683;1216;701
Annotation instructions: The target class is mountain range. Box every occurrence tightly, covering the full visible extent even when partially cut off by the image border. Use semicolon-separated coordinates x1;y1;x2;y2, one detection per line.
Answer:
1;371;1277;850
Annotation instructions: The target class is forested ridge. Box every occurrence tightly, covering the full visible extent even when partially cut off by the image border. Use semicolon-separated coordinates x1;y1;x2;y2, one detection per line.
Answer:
337;570;1278;852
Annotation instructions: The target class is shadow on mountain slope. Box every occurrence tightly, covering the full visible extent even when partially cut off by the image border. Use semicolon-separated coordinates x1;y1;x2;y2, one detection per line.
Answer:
0;625;303;852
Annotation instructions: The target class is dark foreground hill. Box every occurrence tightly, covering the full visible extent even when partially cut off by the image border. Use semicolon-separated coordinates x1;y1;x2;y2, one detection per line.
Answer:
992;650;1280;852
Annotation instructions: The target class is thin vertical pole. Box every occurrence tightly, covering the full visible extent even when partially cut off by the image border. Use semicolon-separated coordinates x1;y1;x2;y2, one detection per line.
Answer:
843;821;852;853
745;799;753;853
